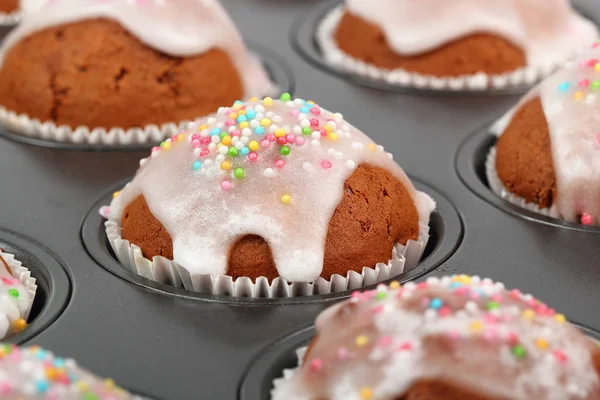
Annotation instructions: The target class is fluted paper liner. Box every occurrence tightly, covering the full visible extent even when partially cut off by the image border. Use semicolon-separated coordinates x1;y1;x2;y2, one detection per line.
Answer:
0;250;37;337
486;146;560;219
0;11;21;27
105;219;429;298
270;346;307;398
317;6;577;92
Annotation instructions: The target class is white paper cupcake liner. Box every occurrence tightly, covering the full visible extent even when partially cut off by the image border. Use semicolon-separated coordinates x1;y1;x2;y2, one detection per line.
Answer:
271;346;307;399
0;250;37;337
486;146;560;219
104;219;430;298
0;10;21;27
317;6;575;92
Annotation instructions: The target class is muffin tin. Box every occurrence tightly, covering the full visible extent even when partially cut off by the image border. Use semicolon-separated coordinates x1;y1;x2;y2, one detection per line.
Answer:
0;0;598;399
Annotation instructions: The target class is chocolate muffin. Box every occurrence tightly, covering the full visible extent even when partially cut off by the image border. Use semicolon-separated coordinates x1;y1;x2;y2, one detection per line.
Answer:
492;48;600;226
0;0;272;132
0;0;18;13
326;0;597;78
108;95;436;285
271;276;600;399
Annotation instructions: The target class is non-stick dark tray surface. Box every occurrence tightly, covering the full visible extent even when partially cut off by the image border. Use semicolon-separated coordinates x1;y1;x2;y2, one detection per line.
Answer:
0;1;598;399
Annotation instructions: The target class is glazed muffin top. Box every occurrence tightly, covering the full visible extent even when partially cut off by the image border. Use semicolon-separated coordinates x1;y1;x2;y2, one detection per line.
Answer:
341;0;598;66
109;96;435;283
493;45;600;225
272;275;600;400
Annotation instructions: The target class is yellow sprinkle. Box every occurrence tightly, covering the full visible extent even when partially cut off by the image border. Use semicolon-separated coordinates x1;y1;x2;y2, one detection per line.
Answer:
104;378;116;388
275;128;286;138
229;112;238;119
324;124;332;133
263;97;273;106
367;143;376;152
12;318;27;332
307;100;315;105
216;143;223;149
239;121;249;129
261;118;272;127
574;91;584;101
29;346;41;352
389;281;400;289
163;142;172;150
281;194;292;205
555;314;566;324
112;191;120;199
221;135;232;146
46;368;58;380
359;388;373;400
470;321;484;333
535;338;549;350
249;97;258;102
522;309;535;321
232;103;243;111
452;274;471;284
77;381;90;392
238;109;247;116
355;335;369;347
199;124;208;131
595;63;600;72
249;141;259;151
177;133;185;142
220;161;232;171
328;132;338;142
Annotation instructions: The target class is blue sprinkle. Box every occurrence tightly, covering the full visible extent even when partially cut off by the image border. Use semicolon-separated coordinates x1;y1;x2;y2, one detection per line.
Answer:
255;127;265;135
35;350;46;360
35;380;49;393
234;100;244;105
210;128;221;136
450;282;462;289
246;110;256;119
237;115;247;123
558;82;570;92
192;161;202;171
300;107;310;114
305;102;314;109
430;298;443;310
240;147;250;156
54;357;65;367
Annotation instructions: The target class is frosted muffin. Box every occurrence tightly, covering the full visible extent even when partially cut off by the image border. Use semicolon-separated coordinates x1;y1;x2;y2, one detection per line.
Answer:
0;0;273;142
490;45;600;226
106;95;435;294
272;275;600;399
0;250;35;339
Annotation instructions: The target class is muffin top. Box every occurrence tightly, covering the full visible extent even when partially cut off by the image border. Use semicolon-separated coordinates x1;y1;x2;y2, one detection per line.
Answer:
0;252;32;339
0;0;272;98
343;0;598;65
0;344;136;399
493;46;600;224
273;275;600;400
109;96;435;282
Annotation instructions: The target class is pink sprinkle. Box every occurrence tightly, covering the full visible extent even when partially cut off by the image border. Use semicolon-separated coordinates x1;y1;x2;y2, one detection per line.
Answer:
371;305;384;314
596;134;600;146
319;128;327;137
231;129;242;137
420;297;431;307
581;213;593;225
275;160;286;169
484;328;498;343
266;133;276;142
247;152;258;162
448;330;461;341
290;109;300;117
455;287;470;296
225;119;235;127
491;294;503;302
485;314;498;324
0;383;12;395
310;118;319;128
220;181;232;191
579;79;590;88
378;336;392;347
1;278;12;285
438;306;452;317
261;140;271;148
351;291;361;299
507;332;519;345
201;137;211;145
309;359;323;372
311;107;321;116
192;139;201;148
509;289;521;299
397;342;412;352
191;133;200;141
470;292;480;300
151;146;160;153
321;160;332;169
336;347;349;361
588;59;599;67
417;282;428;289
170;135;178;141
200;149;209;157
277;137;287;145
295;136;305;146
553;350;568;363
286;134;296;144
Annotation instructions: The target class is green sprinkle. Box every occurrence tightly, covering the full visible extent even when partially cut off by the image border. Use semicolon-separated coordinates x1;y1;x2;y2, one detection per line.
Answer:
220;132;228;139
280;93;292;102
511;345;527;359
376;292;387;300
485;301;500;311
234;168;245;179
302;127;312;136
280;146;291;156
8;289;18;298
591;81;600;90
228;147;239;157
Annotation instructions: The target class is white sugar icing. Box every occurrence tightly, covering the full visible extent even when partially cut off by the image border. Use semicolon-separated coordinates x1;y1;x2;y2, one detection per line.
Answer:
0;253;33;340
109;97;436;282
272;276;600;400
345;0;598;68
0;344;136;399
1;0;273;98
493;46;600;225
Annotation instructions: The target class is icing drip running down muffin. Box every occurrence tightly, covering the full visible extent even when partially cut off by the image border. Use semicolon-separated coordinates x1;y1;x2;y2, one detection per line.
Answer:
329;0;598;77
492;44;600;226
0;344;137;399
0;252;35;340
108;95;435;285
0;0;273;131
272;276;600;400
